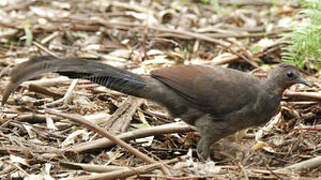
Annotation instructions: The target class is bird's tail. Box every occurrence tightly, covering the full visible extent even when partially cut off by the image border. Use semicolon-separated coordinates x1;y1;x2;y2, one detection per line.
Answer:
2;56;147;105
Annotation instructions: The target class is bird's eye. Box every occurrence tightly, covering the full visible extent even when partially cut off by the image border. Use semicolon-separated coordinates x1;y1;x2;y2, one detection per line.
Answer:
287;71;294;78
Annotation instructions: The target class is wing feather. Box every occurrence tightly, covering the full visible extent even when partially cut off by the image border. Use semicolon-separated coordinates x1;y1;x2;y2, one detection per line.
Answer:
151;65;261;116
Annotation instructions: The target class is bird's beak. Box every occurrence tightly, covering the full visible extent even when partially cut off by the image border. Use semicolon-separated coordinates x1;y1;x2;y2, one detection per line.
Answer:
297;77;313;87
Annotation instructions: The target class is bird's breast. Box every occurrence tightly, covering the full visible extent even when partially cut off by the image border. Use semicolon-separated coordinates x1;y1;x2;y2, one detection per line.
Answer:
253;93;281;126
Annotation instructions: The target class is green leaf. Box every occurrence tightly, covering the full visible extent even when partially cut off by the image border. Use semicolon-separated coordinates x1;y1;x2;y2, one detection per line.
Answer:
22;20;33;46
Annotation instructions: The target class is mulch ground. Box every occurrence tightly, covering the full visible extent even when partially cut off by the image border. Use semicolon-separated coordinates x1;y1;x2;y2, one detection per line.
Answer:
0;0;320;179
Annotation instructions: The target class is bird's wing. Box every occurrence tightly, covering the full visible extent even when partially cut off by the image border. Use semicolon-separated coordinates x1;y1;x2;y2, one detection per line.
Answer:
151;65;260;117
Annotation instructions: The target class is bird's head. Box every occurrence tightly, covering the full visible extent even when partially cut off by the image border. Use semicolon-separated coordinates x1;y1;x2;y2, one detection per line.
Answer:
268;64;312;90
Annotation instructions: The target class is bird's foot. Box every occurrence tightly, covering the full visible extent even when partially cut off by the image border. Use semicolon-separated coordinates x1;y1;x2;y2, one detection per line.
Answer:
197;139;211;161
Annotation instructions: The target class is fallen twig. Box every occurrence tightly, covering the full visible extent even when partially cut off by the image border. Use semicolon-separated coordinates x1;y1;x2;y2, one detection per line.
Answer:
45;109;171;175
285;91;321;101
277;156;321;173
68;122;193;153
68;155;187;180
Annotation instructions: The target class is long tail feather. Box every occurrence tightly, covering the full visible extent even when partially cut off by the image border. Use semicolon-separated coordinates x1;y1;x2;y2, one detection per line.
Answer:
2;56;147;105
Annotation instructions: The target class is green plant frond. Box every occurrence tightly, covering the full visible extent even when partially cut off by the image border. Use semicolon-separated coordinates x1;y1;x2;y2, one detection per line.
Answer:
281;0;321;70
300;0;321;10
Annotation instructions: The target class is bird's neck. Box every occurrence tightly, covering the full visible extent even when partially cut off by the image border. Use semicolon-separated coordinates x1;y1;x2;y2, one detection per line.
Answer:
264;78;287;97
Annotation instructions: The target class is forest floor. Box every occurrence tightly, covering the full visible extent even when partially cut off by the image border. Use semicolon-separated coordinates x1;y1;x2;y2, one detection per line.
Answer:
0;0;321;179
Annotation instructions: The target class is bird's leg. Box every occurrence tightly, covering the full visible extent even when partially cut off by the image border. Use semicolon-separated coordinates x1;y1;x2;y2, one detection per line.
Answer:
197;136;212;161
194;114;227;161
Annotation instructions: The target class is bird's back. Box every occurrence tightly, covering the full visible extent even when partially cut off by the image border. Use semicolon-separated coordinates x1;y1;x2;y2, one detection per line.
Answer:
151;65;263;120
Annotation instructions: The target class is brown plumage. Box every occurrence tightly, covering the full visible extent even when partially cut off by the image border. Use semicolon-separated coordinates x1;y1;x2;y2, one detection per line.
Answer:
2;56;312;160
